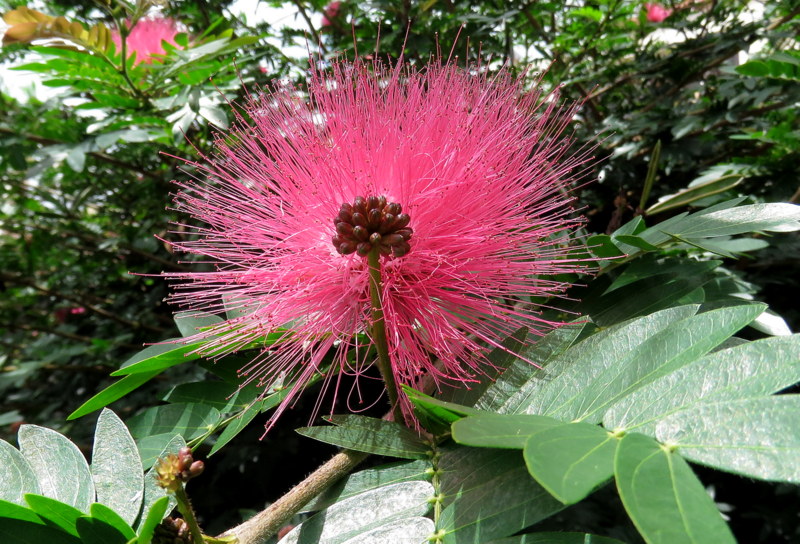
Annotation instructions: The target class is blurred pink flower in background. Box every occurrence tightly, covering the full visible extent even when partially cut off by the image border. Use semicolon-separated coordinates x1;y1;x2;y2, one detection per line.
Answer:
164;58;593;431
321;1;342;27
112;16;180;64
646;3;673;23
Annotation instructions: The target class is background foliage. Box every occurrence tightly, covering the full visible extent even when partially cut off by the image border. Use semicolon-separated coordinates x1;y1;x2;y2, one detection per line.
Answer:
1;0;800;542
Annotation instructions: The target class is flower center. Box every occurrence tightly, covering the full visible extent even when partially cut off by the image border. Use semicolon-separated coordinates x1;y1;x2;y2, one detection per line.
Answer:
332;195;413;257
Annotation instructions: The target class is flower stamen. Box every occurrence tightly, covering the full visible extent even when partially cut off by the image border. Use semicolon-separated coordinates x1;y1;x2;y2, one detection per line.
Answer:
332;195;412;257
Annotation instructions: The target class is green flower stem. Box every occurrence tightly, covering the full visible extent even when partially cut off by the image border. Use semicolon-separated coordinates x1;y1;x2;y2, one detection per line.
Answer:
174;485;204;544
367;247;403;423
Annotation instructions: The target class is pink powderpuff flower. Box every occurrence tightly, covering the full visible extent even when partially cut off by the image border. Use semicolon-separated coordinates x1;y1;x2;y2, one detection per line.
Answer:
646;3;673;23
164;57;594;433
321;1;342;27
112;16;180;65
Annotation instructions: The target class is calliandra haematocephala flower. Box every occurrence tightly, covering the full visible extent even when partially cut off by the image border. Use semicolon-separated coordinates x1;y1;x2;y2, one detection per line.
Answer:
163;57;595;433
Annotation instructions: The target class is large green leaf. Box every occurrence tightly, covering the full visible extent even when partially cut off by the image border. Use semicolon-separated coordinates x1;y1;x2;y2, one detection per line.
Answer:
476;321;588;412
542;304;765;423
655;396;800;483
302;459;431;513
0;500;80;544
437;445;564;543
110;340;203;376
24;494;83;536
483;305;698;417
523;422;619;504
614;433;734;544
297;415;431;459
451;414;561;449
68;371;161;420
603;335;800;434
277;481;434;544
18;425;95;512
91;409;144;525
127;403;222;441
86;503;135;540
0;439;39;505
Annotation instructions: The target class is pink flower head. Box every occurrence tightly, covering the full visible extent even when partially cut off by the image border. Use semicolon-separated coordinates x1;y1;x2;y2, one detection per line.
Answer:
645;3;673;23
112;16;180;65
164;58;593;433
321;1;342;27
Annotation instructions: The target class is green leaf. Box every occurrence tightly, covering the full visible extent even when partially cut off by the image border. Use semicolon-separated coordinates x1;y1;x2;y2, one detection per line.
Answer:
76;513;131;544
587;234;626;258
487;533;626;544
0;439;40;505
91;409;144;525
135;496;170;544
137;436;184;530
297;415;431;459
18;425;95;511
163;381;259;413
111;340;203;376
641;203;800;245
278;481;433;543
68;371;161;420
437;445;565;543
655;396;800;483
127;403;222;441
645;174;743;215
404;386;485;434
614;433;735;544
452;414;562;449
476;320;589;413
542;304;766;423
485;305;698;416
87;503;136;540
208;384;297;456
24;494;82;536
136;433;181;471
0;499;45;524
302;459;431;513
0;500;81;544
523;422;619;504
603;335;800;434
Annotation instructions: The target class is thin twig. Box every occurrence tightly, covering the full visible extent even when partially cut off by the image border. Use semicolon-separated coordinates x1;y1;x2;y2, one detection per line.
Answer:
218;449;369;543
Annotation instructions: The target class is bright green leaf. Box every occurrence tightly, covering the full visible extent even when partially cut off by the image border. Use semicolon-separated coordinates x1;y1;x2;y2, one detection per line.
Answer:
136;496;170;544
91;409;144;525
452;414;561;449
18;425;95;512
604;335;800;434
127;403;222;441
523;422;618;504
0;439;40;505
24;494;83;536
615;433;735;544
656;396;800;483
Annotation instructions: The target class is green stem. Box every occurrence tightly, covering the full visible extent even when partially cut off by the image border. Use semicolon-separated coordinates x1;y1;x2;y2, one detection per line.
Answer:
174;485;204;544
367;247;403;423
